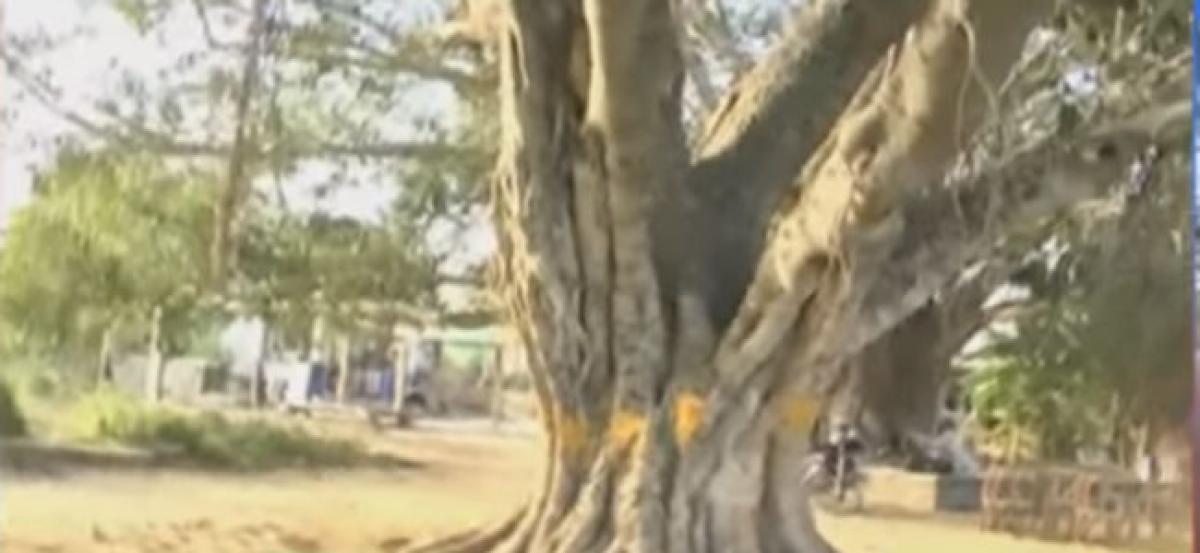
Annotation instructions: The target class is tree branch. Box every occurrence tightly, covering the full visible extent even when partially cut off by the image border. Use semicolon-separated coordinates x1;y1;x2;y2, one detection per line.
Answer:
581;0;688;409
437;272;485;287
846;99;1190;360
3;21;478;161
211;0;269;287
660;0;929;329
303;0;407;44
190;0;239;50
4;61;466;160
712;0;1051;388
692;0;751;74
676;0;747;113
296;0;488;91
691;0;926;163
284;47;483;90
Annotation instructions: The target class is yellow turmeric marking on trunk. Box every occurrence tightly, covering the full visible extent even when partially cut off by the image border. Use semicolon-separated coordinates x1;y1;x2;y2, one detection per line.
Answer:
557;412;590;458
673;392;704;448
609;410;645;450
779;393;820;433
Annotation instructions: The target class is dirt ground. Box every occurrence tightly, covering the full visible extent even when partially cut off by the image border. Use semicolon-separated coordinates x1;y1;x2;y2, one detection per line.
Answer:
1;418;1188;553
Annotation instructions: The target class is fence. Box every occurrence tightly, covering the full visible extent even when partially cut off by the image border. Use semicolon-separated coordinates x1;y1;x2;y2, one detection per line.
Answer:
979;464;1185;544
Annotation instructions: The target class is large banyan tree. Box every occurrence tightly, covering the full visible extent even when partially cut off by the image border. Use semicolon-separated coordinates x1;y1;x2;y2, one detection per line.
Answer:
412;0;1190;552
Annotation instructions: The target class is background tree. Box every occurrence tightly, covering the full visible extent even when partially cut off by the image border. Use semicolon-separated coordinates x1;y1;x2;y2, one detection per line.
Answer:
3;0;496;395
3;0;495;290
966;148;1191;464
233;208;442;403
0;149;213;385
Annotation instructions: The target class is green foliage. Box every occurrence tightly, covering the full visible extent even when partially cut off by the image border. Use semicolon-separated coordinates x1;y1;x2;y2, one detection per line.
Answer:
238;213;438;306
966;153;1190;463
966;309;1111;461
8;1;495;342
0;149;213;355
67;389;367;470
234;209;442;349
0;378;29;437
0;354;94;403
179;323;228;359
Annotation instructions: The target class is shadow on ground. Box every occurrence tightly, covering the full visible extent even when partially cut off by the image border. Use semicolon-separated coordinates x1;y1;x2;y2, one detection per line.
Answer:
0;438;422;480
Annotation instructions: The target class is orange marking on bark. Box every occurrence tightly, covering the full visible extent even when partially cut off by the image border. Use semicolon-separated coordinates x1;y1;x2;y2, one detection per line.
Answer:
609;410;645;450
557;412;590;458
780;393;820;433
673;392;704;448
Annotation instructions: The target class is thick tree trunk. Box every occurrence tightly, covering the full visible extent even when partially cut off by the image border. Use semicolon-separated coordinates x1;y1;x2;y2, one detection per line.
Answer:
402;0;1185;551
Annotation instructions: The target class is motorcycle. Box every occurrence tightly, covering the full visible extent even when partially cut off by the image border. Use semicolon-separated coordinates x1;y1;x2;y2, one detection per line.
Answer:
802;424;866;512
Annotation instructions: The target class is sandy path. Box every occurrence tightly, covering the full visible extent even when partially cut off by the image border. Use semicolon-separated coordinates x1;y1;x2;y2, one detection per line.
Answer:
2;422;540;553
0;420;1186;553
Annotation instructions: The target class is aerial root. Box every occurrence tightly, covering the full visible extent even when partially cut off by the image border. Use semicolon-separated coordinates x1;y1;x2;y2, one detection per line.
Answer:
396;506;529;553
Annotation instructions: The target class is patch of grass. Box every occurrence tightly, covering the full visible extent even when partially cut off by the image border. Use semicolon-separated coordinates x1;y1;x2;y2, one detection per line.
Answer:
0;356;88;436
67;389;368;470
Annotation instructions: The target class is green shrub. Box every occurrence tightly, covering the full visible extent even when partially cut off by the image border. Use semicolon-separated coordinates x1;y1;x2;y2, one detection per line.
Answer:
0;355;87;403
66;387;143;439
24;372;59;399
67;390;365;470
0;378;28;437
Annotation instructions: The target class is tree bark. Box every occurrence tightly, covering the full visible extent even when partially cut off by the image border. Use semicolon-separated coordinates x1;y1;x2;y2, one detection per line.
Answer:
392;328;410;415
854;257;1015;446
251;316;271;408
312;311;334;364
96;322;116;388
662;0;930;329
401;0;1185;551
145;306;165;403
210;0;268;286
335;333;352;404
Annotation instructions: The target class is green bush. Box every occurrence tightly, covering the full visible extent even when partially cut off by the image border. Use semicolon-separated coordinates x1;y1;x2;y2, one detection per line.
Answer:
68;390;365;470
0;355;88;403
24;372;60;399
0;378;28;437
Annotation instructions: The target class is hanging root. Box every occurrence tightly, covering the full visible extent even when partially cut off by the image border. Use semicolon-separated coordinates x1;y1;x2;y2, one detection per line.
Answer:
953;12;1003;153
